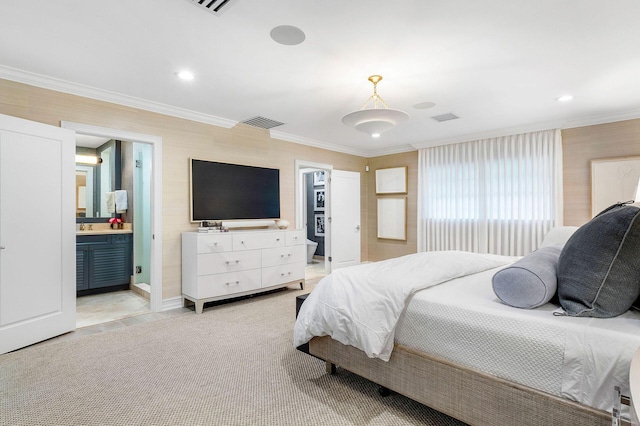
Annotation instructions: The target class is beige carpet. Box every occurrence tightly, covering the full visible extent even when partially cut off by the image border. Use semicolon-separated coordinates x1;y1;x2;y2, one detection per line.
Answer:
0;285;467;426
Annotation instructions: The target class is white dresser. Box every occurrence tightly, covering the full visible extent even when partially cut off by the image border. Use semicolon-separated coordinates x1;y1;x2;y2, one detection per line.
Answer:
182;229;306;313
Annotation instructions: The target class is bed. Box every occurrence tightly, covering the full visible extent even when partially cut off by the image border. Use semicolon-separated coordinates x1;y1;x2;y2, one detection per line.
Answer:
294;222;640;426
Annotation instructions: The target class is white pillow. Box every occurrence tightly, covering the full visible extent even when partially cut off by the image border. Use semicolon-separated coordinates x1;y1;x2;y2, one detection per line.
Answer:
539;226;579;248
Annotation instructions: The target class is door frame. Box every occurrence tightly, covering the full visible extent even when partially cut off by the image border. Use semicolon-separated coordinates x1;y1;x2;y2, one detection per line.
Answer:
295;159;332;275
62;121;163;313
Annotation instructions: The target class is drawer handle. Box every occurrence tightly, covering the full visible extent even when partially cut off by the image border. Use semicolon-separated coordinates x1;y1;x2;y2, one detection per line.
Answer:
280;253;292;258
225;260;240;264
280;272;292;277
225;281;240;286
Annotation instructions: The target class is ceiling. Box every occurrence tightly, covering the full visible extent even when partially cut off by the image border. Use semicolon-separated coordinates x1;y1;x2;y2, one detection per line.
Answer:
1;0;640;157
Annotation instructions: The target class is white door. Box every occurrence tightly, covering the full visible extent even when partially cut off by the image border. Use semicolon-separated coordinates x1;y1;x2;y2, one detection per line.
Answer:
0;114;76;354
329;170;361;270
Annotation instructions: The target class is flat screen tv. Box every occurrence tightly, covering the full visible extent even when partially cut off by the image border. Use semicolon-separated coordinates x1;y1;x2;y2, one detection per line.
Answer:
190;159;281;222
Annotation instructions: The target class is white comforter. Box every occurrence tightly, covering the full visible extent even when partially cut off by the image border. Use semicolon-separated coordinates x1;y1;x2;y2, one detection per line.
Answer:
293;250;516;361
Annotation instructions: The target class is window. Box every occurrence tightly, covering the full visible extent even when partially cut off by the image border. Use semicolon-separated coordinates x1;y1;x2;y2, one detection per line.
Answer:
418;129;562;256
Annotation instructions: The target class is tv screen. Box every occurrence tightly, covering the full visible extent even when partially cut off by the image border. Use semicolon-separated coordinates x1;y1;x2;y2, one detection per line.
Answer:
190;159;281;222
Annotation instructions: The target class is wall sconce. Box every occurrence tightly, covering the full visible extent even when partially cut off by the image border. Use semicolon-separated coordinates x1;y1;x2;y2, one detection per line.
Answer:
75;155;102;165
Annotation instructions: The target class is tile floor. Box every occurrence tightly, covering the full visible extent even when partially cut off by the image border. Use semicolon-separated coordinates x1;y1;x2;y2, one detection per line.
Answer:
76;290;151;328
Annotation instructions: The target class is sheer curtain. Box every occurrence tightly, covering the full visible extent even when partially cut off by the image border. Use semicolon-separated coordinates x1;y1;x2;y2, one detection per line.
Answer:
417;129;563;256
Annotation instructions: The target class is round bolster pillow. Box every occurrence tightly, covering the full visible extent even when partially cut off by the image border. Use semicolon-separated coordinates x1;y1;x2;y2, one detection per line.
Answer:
492;245;562;309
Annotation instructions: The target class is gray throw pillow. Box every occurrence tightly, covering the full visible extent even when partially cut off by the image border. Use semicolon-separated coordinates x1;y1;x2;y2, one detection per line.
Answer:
557;203;640;317
492;245;562;309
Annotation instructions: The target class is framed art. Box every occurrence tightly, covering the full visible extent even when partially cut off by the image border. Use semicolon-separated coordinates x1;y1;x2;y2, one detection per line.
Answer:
314;214;325;236
377;197;406;240
591;156;640;217
376;167;407;194
314;189;325;211
313;171;326;186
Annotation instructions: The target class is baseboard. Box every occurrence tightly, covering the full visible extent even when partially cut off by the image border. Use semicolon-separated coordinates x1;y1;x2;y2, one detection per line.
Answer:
161;296;183;311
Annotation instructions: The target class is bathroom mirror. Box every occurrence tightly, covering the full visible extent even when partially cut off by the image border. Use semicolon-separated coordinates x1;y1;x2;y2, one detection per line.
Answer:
75;138;121;219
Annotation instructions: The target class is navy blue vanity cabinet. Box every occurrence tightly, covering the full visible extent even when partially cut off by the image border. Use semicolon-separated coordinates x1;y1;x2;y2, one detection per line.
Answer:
76;244;90;291
76;233;133;294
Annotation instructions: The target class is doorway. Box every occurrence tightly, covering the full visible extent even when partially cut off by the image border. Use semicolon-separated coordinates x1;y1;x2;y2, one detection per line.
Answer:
63;121;163;320
296;160;332;276
295;160;362;275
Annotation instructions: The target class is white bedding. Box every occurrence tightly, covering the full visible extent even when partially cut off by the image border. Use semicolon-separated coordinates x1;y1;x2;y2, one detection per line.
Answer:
395;266;640;411
293;250;640;412
293;250;515;361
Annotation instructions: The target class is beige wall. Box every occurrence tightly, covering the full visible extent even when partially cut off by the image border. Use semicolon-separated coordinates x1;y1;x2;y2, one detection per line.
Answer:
562;118;640;226
6;77;633;299
0;78;367;300
366;151;418;261
365;118;640;259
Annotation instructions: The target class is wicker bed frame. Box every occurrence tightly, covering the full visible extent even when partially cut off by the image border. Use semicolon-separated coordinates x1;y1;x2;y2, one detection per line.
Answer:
308;335;612;426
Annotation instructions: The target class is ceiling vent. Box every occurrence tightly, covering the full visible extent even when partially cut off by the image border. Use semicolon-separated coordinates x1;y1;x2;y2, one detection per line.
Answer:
186;0;237;16
431;112;460;123
240;116;285;130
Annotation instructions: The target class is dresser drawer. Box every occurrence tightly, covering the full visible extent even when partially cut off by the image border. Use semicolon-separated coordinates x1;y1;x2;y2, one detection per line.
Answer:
262;245;305;267
262;263;305;287
194;269;262;299
285;229;305;246
197;234;233;254
196;250;261;275
233;231;285;251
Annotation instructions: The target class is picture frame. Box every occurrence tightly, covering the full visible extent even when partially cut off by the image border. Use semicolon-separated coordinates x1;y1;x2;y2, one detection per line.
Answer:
314;189;325;211
313;171;326;186
376;166;407;194
377;197;406;240
314;214;325;236
591;156;640;217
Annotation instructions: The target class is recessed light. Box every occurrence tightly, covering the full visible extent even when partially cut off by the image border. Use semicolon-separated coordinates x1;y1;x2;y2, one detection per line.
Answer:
413;101;436;110
177;70;195;81
371;133;381;138
556;95;573;102
270;25;306;46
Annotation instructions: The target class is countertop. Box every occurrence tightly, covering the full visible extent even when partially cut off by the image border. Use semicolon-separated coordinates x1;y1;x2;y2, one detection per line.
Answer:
76;223;133;236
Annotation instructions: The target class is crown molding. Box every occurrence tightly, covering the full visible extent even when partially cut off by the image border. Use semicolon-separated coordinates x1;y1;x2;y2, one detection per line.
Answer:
7;65;638;157
0;65;237;129
270;130;418;158
412;110;640;150
361;144;417;158
563;109;640;130
410;121;565;149
269;130;369;157
0;64;380;157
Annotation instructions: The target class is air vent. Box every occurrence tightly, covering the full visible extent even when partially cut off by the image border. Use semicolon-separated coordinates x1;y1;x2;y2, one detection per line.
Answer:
186;0;236;16
431;112;460;122
240;116;285;130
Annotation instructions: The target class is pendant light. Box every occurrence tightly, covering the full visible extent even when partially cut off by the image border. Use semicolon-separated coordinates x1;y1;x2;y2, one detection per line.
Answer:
342;75;409;137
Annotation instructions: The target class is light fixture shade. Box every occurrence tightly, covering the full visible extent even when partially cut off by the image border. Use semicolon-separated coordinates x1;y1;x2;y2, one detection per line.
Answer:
342;108;409;135
75;154;101;165
342;75;409;136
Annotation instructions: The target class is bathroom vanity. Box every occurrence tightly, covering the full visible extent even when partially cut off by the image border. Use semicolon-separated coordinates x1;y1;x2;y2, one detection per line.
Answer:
76;227;133;295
